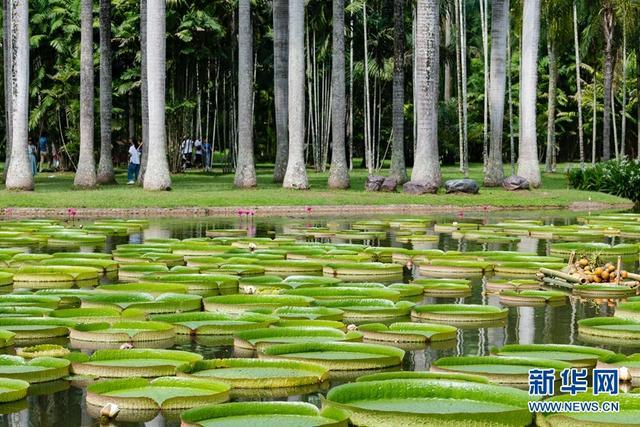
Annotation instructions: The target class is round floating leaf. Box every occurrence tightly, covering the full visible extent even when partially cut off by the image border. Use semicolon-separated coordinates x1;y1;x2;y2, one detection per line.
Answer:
70;320;175;343
16;344;70;359
0;355;70;383
234;327;362;350
204;294;313;314
0;378;29;403
358;322;457;343
149;311;278;335
411;304;508;325
492;344;617;368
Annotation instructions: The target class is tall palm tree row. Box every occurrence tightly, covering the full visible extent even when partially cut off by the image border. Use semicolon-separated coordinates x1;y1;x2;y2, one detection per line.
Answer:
272;0;289;183
234;0;257;188
517;0;542;188
73;0;97;188
411;0;441;187
143;0;171;190
327;0;350;189
282;0;309;190
5;0;32;191
388;0;407;184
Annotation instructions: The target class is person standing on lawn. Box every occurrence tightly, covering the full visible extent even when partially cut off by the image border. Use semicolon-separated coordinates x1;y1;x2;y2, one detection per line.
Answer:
127;139;141;184
203;138;212;172
194;138;203;168
28;139;38;176
38;132;49;172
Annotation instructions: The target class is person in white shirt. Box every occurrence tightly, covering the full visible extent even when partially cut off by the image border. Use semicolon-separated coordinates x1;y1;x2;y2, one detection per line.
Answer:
194;139;203;168
180;136;194;171
127;139;141;184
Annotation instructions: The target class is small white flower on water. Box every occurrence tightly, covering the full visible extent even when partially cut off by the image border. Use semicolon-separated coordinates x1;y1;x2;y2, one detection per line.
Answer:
347;324;358;331
119;343;133;350
619;366;632;382
245;285;256;294
100;403;120;419
248;242;257;251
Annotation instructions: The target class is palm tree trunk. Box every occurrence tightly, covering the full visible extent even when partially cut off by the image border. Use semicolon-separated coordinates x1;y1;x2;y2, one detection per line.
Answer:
517;0;541;188
328;0;349;189
97;0;115;184
363;1;372;174
138;0;149;183
601;2;614;161
272;0;288;182
620;24;627;158
454;0;463;174
637;46;640;160
389;0;407;184
484;0;508;187
443;7;451;103
458;0;469;176
74;0;97;188
545;39;558;173
143;0;171;190
5;0;32;190
411;0;441;187
507;29;515;174
2;0;12;183
479;0;489;172
592;77;597;164
283;0;309;189
573;0;584;169
234;0;257;188
128;91;135;141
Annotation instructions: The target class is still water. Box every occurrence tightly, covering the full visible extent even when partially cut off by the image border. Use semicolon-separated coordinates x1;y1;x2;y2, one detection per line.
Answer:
0;211;635;427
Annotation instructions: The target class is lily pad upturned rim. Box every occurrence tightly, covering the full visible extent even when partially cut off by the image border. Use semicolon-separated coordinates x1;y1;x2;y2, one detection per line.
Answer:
491;343;618;364
357;322;458;343
0;378;29;403
411;304;508;323
0;355;70;383
233;326;362;350
69;320;175;343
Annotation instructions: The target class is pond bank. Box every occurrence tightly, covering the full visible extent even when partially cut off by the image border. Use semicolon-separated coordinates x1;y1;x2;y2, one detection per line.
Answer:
1;200;633;219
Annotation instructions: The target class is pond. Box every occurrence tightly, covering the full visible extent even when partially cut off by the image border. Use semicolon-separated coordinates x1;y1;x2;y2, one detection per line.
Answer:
0;210;637;426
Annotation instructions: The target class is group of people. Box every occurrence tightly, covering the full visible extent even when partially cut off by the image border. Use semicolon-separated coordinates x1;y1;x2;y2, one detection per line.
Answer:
26;133;60;176
180;136;212;172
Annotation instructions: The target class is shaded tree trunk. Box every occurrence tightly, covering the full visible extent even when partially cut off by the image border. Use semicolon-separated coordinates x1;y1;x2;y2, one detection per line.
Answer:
637;46;640;160
138;0;149;183
97;0;115;184
74;0;97;188
283;0;309;189
272;0;288;182
143;0;171;190
128;91;135;141
411;0;441;186
517;0;541;188
389;0;407;184
484;0;508;187
443;6;451;102
2;0;12;183
601;2;614;161
234;0;256;188
573;0;584;169
5;0;32;190
545;39;558;173
328;0;349;189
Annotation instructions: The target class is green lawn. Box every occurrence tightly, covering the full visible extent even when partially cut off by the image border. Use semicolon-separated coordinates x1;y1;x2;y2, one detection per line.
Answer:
0;163;631;210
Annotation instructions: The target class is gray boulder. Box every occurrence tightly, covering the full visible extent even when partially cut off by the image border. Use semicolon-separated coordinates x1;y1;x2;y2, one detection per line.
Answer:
380;178;398;192
365;175;385;192
445;178;479;194
502;175;530;191
403;180;439;195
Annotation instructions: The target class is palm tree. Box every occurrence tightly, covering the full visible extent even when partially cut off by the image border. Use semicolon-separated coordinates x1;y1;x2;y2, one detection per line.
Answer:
234;0;257;188
328;0;349;189
2;0;12;184
283;0;309;189
411;0;441;186
96;0;115;184
4;0;32;190
601;0;614;161
484;0;509;187
138;0;149;183
143;0;171;190
74;0;97;188
388;0;407;184
517;0;542;188
272;0;288;183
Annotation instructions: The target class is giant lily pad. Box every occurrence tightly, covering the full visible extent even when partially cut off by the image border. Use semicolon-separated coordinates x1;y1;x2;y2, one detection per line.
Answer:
0;378;29;403
0;355;70;383
536;391;640;426
324;379;534;426
179;358;328;389
0;317;76;341
144;273;239;295
357;322;457;343
86;376;229;411
234;327;362;350
271;306;344;321
12;265;100;288
431;356;571;385
615;301;640;322
149;312;278;335
323;262;403;280
573;284;638;299
204;294;313;314
181;402;348;427
578;317;640;345
492;344;617;369
498;290;567;307
413;278;472;297
70;320;175;343
259;341;405;371
314;299;415;320
411;304;508;325
284;286;400;302
68;348;203;378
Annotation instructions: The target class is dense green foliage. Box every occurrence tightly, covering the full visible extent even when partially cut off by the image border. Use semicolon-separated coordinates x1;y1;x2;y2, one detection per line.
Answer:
568;159;640;205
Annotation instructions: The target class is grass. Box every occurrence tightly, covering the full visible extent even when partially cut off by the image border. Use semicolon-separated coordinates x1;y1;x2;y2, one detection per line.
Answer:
0;163;631;209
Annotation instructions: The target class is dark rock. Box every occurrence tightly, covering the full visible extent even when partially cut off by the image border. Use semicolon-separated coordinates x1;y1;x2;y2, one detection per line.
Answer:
502;175;530;191
365;175;385;192
380;178;398;192
402;180;439;195
444;179;480;194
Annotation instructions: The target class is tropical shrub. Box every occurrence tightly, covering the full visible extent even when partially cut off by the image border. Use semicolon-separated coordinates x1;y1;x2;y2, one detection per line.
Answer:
568;160;640;206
